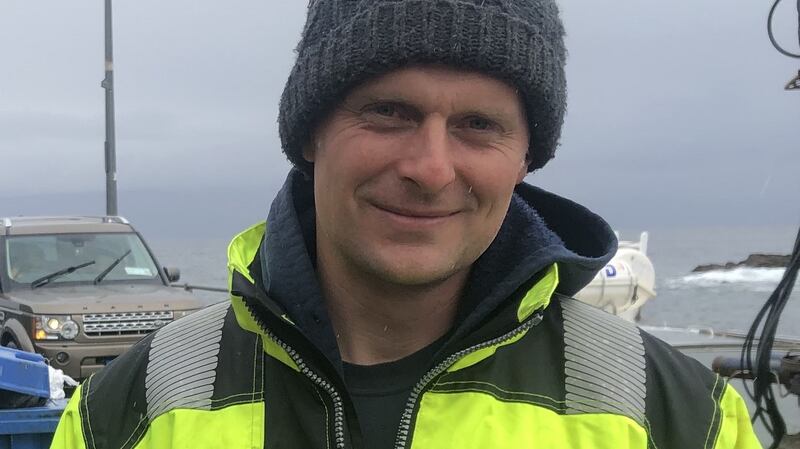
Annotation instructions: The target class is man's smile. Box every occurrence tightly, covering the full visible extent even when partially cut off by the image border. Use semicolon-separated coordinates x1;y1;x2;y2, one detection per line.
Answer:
367;201;461;228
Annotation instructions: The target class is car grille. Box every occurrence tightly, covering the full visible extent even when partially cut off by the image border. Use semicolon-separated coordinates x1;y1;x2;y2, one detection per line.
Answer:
82;311;174;336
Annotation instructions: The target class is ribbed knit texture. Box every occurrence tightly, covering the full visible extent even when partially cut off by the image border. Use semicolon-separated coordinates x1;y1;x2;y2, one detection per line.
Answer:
279;0;567;173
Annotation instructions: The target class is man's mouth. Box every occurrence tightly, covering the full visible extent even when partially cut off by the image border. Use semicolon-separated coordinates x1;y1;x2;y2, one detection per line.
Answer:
369;202;460;224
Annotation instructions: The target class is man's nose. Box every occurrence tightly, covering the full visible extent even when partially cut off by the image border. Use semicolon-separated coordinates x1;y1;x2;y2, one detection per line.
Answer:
395;116;457;194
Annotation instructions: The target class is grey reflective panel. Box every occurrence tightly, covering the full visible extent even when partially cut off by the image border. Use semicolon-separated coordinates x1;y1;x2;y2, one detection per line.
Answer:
561;298;647;426
145;302;229;420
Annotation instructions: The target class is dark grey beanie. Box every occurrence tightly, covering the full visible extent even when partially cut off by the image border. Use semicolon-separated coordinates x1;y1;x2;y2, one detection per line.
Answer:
279;0;567;174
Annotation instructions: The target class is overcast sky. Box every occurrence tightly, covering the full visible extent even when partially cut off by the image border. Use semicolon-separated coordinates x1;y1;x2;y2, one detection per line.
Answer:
0;0;798;238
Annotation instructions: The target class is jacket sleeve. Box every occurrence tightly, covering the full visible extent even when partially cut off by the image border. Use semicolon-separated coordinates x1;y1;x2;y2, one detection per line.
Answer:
50;384;89;449
714;384;763;449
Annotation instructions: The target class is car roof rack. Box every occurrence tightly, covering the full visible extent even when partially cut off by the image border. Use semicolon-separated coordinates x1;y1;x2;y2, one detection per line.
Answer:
103;216;130;224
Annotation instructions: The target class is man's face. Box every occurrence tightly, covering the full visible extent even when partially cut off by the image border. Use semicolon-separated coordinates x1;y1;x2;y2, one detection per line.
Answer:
306;66;530;287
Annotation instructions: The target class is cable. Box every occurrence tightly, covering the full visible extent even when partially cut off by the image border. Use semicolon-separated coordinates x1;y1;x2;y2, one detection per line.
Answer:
741;225;800;449
738;4;800;446
767;0;800;58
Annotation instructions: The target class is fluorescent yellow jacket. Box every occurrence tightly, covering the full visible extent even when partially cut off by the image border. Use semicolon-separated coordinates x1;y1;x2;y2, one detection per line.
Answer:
50;221;761;449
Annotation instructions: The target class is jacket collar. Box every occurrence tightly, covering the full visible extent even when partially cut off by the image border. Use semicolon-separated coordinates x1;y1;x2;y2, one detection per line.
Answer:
226;170;617;371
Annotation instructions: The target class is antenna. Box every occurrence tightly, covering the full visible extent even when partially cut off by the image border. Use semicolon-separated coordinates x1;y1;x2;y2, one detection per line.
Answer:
101;0;118;215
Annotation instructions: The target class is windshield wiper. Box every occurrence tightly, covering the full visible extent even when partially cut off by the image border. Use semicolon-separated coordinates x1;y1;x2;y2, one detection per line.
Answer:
31;261;96;289
93;250;132;285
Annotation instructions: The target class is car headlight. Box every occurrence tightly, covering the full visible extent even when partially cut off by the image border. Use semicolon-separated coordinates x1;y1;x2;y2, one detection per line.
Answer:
35;315;80;341
59;320;79;339
46;318;60;331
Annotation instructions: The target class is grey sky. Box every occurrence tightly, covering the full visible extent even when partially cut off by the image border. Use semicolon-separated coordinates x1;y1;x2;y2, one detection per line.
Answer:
1;0;798;238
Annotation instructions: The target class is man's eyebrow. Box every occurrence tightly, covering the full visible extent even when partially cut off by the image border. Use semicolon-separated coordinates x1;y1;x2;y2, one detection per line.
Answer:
342;94;426;119
457;107;518;124
359;94;419;107
340;92;415;109
358;94;516;117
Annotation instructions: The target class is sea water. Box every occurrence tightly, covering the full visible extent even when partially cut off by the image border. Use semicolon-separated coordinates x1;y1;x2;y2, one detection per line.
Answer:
633;225;799;336
150;224;800;336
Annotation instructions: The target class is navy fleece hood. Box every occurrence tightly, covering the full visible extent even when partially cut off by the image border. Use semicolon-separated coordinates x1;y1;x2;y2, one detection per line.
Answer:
259;170;617;371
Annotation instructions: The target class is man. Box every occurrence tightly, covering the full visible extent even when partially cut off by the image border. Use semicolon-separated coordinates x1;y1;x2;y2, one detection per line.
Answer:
51;1;760;448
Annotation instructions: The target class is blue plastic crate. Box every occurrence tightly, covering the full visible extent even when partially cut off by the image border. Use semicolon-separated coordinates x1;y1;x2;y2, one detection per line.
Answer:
0;348;49;400
0;399;66;449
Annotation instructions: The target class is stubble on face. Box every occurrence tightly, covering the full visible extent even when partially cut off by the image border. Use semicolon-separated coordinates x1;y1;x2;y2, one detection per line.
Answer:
307;65;530;292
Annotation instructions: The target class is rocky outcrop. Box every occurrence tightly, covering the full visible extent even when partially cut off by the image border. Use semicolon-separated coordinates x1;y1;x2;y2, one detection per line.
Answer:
692;254;791;273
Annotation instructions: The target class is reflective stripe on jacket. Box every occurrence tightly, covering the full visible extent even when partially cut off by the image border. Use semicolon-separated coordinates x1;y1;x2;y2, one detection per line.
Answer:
51;222;761;449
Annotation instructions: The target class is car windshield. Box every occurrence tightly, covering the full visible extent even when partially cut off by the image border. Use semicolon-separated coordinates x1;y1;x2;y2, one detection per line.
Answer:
4;233;160;287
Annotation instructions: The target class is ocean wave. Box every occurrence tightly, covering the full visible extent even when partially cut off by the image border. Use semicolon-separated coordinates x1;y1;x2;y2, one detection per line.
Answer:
666;267;786;289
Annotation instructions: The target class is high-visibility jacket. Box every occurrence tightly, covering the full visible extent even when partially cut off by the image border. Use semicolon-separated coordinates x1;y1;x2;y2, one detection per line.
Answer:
51;222;761;449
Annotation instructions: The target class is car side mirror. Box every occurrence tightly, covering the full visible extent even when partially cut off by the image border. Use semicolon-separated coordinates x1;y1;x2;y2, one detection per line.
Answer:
163;267;181;283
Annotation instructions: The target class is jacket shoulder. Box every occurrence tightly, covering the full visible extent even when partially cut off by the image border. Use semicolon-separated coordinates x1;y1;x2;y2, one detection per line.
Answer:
62;301;264;449
557;296;758;449
639;328;750;449
557;297;648;425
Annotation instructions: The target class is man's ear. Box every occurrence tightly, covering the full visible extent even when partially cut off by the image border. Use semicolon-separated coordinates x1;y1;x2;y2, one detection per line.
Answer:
302;140;316;163
515;157;529;184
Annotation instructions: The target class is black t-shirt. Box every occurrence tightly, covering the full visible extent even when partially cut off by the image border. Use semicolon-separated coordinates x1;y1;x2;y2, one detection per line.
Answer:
343;337;446;449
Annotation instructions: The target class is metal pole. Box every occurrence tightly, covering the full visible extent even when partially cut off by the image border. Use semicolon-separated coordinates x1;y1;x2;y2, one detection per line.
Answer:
102;0;118;216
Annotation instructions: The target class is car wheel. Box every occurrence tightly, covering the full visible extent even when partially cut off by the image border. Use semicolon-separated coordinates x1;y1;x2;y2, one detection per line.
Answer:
3;339;19;350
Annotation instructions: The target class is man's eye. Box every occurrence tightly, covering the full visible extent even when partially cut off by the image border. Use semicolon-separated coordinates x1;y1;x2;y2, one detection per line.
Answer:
372;104;397;117
467;117;493;131
360;103;415;128
363;103;403;119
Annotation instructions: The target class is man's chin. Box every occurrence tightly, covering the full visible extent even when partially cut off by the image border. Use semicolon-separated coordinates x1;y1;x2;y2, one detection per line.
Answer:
363;258;466;288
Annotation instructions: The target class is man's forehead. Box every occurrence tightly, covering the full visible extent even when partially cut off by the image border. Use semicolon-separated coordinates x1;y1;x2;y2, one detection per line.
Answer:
344;65;526;115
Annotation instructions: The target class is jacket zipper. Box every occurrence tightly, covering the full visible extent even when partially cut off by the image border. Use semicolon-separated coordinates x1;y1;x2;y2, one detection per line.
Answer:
242;299;347;449
393;312;545;449
240;284;543;449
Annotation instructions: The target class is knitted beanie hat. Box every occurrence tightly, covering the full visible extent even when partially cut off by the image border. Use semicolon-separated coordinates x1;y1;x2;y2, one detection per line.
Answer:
279;0;567;173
